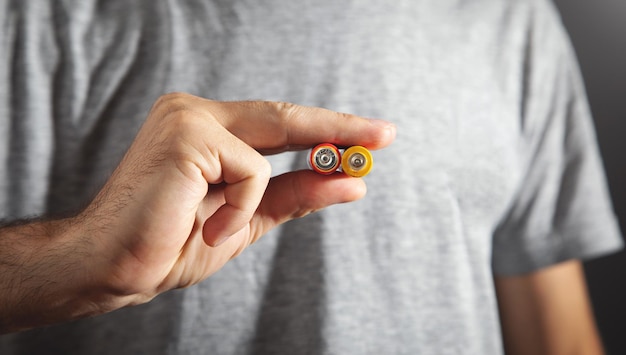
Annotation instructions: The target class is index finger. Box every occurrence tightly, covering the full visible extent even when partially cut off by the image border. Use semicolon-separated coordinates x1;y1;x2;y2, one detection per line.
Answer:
160;94;396;153
219;101;396;152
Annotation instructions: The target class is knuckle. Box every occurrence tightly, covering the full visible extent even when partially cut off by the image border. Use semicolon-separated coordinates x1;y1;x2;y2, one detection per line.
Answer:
337;111;355;122
271;101;301;145
274;101;297;112
272;101;299;122
335;112;360;131
258;157;272;179
152;92;193;116
148;111;204;161
159;91;191;103
251;155;272;182
162;109;199;137
169;107;197;126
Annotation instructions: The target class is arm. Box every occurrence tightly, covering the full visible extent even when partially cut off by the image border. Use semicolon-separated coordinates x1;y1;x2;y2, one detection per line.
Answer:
494;260;604;355
0;218;113;334
0;93;396;333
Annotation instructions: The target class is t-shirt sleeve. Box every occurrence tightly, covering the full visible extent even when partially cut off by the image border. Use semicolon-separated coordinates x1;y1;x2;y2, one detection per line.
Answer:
491;1;623;276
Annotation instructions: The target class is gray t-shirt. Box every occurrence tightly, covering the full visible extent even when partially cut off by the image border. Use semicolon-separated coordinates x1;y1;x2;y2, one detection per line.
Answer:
0;0;622;354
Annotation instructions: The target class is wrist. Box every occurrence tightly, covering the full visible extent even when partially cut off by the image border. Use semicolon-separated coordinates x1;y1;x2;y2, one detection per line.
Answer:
65;211;151;315
0;216;136;333
73;207;159;310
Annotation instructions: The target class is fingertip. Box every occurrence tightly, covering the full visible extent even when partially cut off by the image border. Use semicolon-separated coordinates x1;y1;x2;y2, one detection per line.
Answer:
297;171;368;205
201;204;251;247
372;120;397;148
384;122;397;145
338;173;368;202
202;220;226;247
367;118;394;130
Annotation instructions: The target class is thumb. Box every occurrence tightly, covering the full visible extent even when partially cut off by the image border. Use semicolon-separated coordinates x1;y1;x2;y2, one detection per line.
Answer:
250;170;367;241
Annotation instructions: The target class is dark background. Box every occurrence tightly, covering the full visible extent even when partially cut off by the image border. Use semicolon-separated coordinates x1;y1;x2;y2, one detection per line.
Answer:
552;1;626;354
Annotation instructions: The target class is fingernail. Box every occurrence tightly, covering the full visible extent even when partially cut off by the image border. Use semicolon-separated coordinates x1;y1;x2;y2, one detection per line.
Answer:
213;235;230;247
369;119;397;142
367;118;394;128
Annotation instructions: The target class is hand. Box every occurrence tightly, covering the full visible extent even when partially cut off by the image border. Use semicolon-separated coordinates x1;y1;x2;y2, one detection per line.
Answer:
79;93;396;306
0;93;395;332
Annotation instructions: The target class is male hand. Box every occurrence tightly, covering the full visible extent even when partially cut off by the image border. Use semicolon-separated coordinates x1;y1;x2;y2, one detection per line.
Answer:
81;93;396;307
0;93;395;332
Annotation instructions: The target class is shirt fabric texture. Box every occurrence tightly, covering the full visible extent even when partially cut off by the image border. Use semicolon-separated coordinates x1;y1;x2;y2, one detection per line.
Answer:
0;0;622;354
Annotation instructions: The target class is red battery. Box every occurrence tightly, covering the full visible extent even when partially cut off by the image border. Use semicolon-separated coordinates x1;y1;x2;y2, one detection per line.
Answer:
308;143;341;175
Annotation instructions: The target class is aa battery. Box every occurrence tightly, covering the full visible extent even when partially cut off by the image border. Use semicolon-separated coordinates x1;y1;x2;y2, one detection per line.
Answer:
308;143;341;175
307;143;373;177
341;145;373;178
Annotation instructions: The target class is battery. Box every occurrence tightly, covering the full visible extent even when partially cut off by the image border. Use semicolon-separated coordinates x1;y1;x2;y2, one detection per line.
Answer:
308;143;341;175
341;145;373;177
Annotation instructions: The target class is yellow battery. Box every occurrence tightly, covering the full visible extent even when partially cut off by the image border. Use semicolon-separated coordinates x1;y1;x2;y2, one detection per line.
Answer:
341;145;373;177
